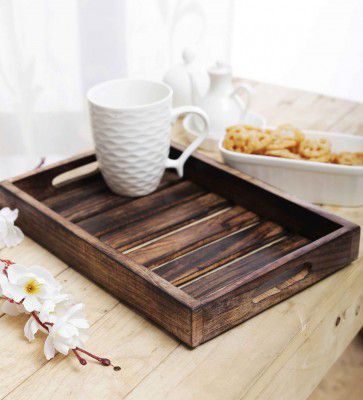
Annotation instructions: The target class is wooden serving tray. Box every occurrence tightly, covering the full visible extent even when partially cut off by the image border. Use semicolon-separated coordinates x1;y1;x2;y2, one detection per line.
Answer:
0;143;360;347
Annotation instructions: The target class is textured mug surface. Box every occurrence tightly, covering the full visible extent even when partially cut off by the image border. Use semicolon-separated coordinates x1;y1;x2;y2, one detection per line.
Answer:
88;79;208;197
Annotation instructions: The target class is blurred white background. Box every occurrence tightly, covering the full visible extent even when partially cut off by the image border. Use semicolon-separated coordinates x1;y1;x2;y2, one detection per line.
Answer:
0;0;362;178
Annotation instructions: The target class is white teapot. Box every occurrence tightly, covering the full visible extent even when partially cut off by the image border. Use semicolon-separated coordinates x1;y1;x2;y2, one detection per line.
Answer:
163;48;209;107
188;61;253;140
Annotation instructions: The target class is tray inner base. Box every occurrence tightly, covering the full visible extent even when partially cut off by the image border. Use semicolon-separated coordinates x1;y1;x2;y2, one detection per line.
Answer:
33;171;310;301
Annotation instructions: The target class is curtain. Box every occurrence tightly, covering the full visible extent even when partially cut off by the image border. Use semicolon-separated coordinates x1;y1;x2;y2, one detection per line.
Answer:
0;0;128;178
125;0;233;80
0;0;232;179
1;0;361;179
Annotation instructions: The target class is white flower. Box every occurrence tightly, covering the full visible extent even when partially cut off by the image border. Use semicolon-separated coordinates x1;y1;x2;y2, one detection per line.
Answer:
44;303;89;360
0;260;8;274
0;262;25;314
24;295;70;341
0;260;12;297
0;208;24;249
1;264;62;312
0;267;6;297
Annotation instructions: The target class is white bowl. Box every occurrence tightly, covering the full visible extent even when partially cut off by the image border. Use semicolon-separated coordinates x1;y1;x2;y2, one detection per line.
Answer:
219;129;363;206
183;111;266;152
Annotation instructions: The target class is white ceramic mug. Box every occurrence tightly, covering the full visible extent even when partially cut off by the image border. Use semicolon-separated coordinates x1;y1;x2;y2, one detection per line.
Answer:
87;79;209;197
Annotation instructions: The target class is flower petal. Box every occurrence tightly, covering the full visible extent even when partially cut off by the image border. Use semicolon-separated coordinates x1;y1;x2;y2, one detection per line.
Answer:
24;317;39;341
0;260;7;273
44;335;56;360
23;296;42;312
69;318;90;330
0;207;18;223
2;283;25;303
4;226;24;248
0;208;23;248
54;341;71;356
0;273;8;295
63;303;84;320
28;266;59;288
7;264;28;283
57;324;78;339
76;334;89;347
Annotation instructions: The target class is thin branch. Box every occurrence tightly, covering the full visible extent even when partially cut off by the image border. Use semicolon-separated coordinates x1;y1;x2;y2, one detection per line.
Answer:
31;311;49;332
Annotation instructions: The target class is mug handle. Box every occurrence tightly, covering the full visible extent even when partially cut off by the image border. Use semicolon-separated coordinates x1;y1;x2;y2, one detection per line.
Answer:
231;83;254;117
166;106;209;177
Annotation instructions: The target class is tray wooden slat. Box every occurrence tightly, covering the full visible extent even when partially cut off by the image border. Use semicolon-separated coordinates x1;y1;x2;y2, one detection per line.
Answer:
182;234;309;299
127;206;259;267
47;171;180;222
59;190;130;222
43;173;106;209
78;180;203;236
102;192;229;251
154;220;286;286
0;144;359;347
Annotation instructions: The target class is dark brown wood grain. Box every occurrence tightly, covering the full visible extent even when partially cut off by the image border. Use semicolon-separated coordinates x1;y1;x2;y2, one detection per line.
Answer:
101;192;229;250
0;181;197;345
0;146;359;347
45;170;180;222
181;234;309;298
169;144;343;241
128;206;259;267
43;172;106;208
197;227;358;342
155;220;286;286
12;151;96;200
57;189;130;222
78;180;205;236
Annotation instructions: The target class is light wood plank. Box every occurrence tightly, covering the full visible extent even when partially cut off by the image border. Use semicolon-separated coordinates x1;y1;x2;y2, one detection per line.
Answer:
244;261;363;400
0;239;118;398
4;304;179;400
2;238;362;400
0;237;67;276
254;89;355;129
309;336;363;400
234;79;356;130
327;103;363;135
121;259;362;400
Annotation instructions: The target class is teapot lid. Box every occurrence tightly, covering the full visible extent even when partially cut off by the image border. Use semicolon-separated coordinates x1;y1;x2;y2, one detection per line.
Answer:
208;60;232;75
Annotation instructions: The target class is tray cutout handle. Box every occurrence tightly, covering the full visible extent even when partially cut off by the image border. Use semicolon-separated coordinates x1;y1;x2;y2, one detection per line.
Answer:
252;262;312;304
52;161;99;188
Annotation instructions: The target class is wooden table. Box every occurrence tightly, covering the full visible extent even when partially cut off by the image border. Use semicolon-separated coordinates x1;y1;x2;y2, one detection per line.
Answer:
0;81;362;400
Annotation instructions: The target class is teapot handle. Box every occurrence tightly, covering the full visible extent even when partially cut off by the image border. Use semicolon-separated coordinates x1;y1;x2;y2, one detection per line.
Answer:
231;83;254;117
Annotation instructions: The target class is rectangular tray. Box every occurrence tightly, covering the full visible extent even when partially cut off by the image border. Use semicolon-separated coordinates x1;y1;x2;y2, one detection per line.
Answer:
0;143;360;347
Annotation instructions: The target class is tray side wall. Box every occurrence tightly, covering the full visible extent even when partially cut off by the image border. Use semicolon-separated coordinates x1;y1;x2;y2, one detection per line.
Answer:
194;226;360;345
170;145;356;240
0;183;195;346
11;152;97;200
